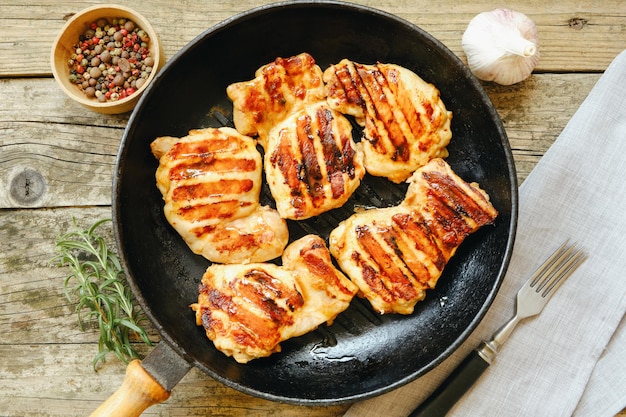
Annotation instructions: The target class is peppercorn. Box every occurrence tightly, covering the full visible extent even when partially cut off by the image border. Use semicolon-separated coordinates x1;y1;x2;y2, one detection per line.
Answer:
124;20;135;32
113;73;125;87
89;67;102;78
100;50;111;63
68;17;154;103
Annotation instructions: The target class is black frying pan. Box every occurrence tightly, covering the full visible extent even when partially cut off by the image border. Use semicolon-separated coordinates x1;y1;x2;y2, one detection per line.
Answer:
106;1;517;413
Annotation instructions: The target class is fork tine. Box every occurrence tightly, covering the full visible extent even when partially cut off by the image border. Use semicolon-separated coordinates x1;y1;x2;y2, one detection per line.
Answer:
539;249;586;297
529;240;571;287
529;242;586;297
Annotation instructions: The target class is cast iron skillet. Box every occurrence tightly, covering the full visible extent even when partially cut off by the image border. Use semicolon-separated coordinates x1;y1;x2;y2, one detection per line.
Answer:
110;0;518;411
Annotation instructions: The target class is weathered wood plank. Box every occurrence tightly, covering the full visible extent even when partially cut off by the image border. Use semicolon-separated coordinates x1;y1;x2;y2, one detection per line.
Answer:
2;1;624;415
484;72;599;180
0;73;599;208
0;0;625;77
0;78;126;208
0;207;155;345
0;206;349;416
0;345;349;417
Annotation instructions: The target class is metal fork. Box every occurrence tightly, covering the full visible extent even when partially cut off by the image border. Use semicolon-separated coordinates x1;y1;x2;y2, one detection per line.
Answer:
409;241;587;417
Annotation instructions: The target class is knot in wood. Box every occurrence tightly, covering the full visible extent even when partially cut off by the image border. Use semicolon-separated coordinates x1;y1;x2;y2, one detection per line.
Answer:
10;168;47;206
568;17;588;30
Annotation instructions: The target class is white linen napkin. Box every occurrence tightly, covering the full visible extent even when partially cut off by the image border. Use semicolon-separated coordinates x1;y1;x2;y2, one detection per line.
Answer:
345;49;626;417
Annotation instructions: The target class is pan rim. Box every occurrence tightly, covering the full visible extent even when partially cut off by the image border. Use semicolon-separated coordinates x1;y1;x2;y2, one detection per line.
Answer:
112;0;518;406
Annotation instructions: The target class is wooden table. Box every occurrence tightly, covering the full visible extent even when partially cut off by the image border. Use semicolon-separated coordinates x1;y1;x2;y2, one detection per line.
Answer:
1;1;624;415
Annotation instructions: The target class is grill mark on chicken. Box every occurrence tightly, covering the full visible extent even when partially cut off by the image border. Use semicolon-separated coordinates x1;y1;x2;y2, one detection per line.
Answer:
317;106;350;199
348;65;385;155
168;137;243;159
169;157;258;180
391;212;446;272
245;56;312;127
339;124;358;179
269;130;307;216
262;66;286;110
332;63;365;108
243;89;267;126
355;225;419;302
171;179;254;202
383;68;428;147
297;240;356;298
332;61;410;160
275;56;308;100
227;53;325;140
267;104;364;219
426;190;474;249
376;67;438;156
295;113;325;206
237;269;304;320
201;285;283;351
281;54;321;100
199;267;306;352
350;251;394;304
289;107;358;210
422;170;496;226
205;227;268;254
178;199;253;222
357;65;411;162
385;222;434;288
190;225;217;242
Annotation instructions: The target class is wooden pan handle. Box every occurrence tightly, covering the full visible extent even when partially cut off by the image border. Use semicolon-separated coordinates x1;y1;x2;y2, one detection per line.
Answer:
89;359;170;417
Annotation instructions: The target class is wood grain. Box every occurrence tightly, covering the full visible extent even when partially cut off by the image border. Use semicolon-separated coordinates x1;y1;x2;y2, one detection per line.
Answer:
0;0;624;416
0;206;349;415
1;0;626;76
0;74;599;209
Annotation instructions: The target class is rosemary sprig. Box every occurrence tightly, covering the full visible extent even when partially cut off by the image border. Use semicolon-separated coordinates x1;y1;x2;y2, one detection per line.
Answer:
53;218;153;370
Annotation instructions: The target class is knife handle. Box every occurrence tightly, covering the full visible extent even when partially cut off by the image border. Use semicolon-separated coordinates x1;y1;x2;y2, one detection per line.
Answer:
408;349;491;417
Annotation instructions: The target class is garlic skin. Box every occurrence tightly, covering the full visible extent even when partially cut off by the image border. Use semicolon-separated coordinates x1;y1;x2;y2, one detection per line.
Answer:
462;8;539;85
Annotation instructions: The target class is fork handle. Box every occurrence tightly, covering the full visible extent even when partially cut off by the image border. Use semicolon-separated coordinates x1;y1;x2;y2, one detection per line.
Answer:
408;349;491;417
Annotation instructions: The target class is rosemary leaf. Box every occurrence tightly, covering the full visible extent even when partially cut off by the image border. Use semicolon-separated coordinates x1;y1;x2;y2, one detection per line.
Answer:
53;218;153;370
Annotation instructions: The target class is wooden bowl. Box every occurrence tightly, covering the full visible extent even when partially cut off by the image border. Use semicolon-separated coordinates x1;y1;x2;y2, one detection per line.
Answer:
50;4;164;114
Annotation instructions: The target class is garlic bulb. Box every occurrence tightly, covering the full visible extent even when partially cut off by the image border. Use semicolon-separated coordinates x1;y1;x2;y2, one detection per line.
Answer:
462;8;539;85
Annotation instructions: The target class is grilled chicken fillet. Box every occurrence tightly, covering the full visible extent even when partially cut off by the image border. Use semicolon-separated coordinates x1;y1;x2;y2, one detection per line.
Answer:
151;127;289;264
227;53;365;219
265;101;365;219
191;235;358;363
226;52;327;144
329;158;498;314
324;59;453;183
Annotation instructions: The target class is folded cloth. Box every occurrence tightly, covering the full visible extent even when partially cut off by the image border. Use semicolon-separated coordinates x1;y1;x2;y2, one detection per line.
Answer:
345;49;626;417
